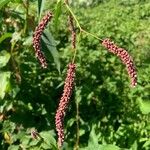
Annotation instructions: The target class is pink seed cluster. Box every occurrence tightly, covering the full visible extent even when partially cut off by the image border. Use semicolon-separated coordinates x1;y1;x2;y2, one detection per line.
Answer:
33;12;53;68
55;63;76;148
102;38;137;87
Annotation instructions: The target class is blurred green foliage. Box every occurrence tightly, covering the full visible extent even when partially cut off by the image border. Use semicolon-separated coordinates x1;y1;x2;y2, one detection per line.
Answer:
0;0;150;150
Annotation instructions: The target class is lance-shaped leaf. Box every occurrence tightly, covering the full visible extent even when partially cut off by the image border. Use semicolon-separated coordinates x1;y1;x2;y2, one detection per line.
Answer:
37;0;45;20
41;29;61;73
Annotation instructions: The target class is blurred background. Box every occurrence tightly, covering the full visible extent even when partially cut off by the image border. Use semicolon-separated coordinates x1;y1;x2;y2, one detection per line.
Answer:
0;0;149;149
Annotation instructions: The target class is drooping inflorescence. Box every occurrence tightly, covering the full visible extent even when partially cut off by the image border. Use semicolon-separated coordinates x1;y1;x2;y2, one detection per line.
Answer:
33;11;53;68
68;15;76;49
102;38;137;87
55;63;76;148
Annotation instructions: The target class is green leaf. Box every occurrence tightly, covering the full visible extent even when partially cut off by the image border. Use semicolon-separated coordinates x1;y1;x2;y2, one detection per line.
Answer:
80;125;121;150
0;33;12;44
130;141;138;150
41;29;61;73
8;145;19;150
38;0;45;19
143;139;150;148
87;125;100;149
99;144;121;150
138;98;150;114
23;36;32;46
11;32;21;43
0;0;11;10
40;130;57;149
20;135;30;146
0;72;11;99
0;50;10;68
29;139;40;146
12;0;22;3
54;0;62;30
89;126;99;144
10;85;20;99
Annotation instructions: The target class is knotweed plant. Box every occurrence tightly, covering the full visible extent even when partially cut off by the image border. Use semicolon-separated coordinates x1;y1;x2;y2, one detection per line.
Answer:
32;2;137;149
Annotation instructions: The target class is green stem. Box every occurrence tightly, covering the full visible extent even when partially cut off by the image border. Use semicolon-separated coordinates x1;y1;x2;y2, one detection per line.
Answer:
65;3;81;30
64;3;103;42
81;29;103;41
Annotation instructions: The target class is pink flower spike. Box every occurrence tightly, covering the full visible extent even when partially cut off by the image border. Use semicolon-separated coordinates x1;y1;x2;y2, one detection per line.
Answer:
33;12;53;68
55;63;76;148
102;38;137;87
